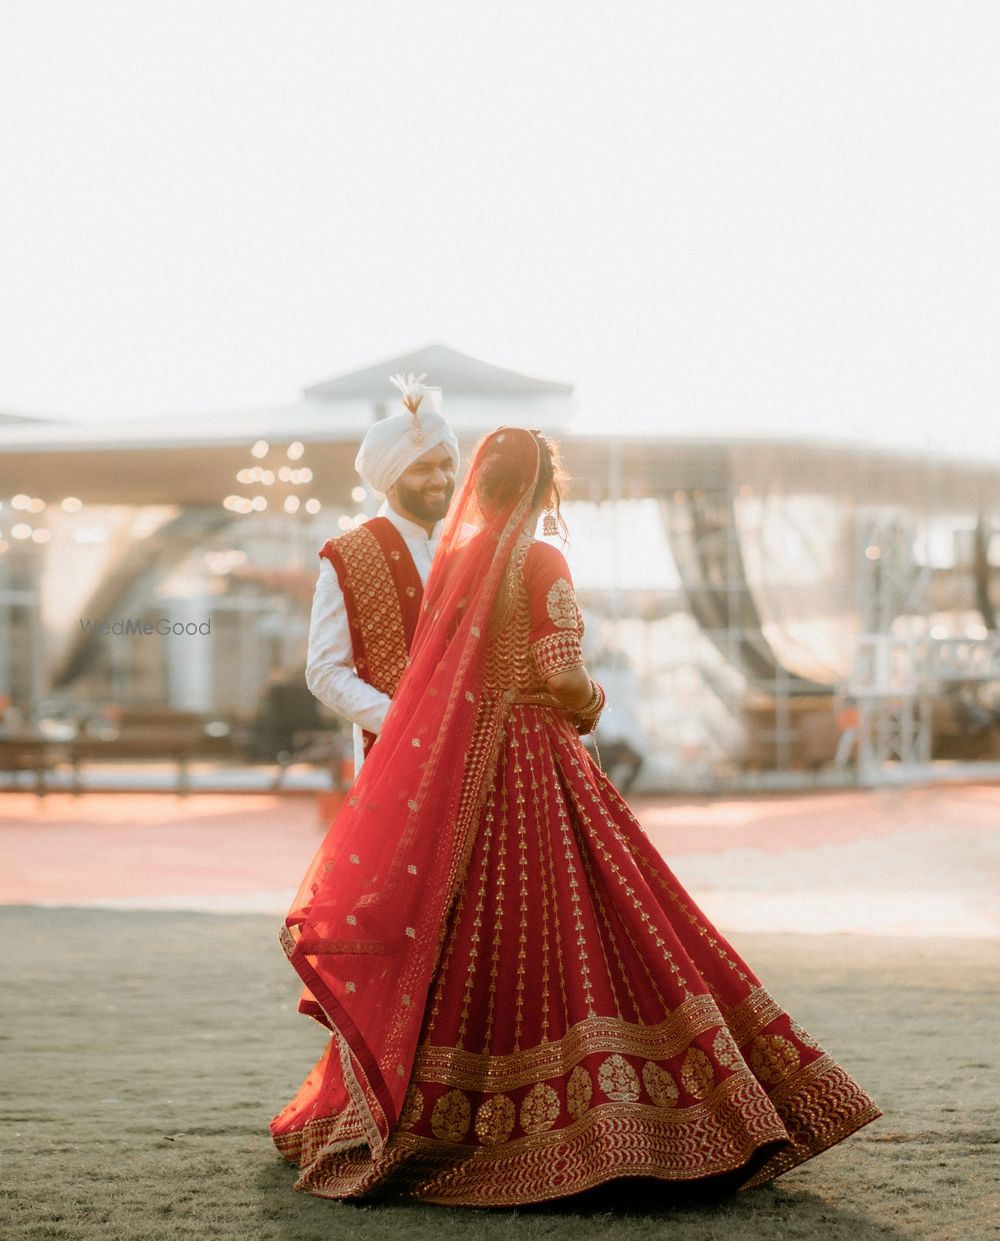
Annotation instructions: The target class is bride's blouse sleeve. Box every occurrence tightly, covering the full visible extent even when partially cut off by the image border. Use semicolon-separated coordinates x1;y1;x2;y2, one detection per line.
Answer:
523;541;586;680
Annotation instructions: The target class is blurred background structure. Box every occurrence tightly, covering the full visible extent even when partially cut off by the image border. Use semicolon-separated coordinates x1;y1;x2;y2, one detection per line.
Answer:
2;343;998;794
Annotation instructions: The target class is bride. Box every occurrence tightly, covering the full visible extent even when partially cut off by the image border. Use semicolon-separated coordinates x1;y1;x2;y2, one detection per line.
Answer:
271;427;880;1206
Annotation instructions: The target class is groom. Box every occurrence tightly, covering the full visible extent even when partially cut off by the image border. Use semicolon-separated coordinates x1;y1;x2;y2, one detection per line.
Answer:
305;405;459;771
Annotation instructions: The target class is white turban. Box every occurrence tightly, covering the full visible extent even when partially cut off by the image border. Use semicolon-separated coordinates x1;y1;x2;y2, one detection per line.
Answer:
354;411;460;494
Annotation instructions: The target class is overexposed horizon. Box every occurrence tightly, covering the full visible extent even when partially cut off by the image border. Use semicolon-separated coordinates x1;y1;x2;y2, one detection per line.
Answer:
2;1;999;458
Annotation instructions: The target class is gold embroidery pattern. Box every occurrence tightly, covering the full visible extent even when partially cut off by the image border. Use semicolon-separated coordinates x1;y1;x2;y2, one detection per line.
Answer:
790;1018;822;1051
333;524;411;695
278;1052;880;1206
712;1026;743;1070
750;1034;801;1086
566;1065;593;1120
597;1054;641;1103
474;1094;516;1145
545;577;582;629
274;1091;367;1166
413;993;723;1093
520;1082;560;1133
531;631;584;679
511;721;530;1050
723;988;784;1048
766;1051;834;1109
642;1061;679;1108
430;1089;471;1142
742;1059;883;1189
490;530;533;635
283;1069;793;1206
483;563;535;692
554;744;693;996
681;1047;716;1100
398;1084;424;1131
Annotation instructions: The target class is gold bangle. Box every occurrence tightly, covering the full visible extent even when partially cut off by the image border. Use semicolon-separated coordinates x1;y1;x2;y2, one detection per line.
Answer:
579;681;604;717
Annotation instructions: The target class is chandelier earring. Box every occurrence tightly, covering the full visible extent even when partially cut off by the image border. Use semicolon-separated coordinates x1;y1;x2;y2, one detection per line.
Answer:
542;504;559;537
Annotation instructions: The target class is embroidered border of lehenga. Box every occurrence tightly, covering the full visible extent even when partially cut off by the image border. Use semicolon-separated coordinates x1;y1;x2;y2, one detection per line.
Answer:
273;988;880;1206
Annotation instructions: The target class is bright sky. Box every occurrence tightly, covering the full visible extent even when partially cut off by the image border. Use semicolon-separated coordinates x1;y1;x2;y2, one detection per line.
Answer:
1;1;998;457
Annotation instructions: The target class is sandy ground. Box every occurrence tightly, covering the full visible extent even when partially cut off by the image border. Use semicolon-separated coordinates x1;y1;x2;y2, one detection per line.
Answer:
2;786;999;1238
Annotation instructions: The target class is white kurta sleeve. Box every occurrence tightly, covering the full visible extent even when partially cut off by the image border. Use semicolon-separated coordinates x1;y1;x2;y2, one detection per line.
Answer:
305;557;393;735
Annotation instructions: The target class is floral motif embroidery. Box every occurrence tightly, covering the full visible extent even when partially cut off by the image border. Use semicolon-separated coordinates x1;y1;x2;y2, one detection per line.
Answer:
642;1060;679;1108
398;1084;424;1130
712;1027;743;1071
597;1054;640;1103
751;1034;802;1085
474;1094;516;1145
430;1089;471;1142
566;1065;593;1120
545;578;582;630
681;1047;716;1099
519;1082;560;1133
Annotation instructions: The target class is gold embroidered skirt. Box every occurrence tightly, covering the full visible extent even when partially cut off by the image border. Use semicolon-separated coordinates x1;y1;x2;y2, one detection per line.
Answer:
271;705;881;1206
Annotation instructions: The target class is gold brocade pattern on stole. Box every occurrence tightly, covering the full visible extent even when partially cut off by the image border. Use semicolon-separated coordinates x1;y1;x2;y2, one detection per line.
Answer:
334;524;411;695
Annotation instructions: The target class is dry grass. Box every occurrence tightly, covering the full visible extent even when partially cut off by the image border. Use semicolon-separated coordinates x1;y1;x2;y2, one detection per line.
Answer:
2;907;997;1241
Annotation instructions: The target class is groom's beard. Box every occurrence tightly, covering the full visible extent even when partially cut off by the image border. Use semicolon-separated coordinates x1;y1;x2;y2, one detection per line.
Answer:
395;477;455;525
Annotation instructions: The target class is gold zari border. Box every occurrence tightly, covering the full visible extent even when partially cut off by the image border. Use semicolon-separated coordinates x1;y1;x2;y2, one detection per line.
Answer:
277;1054;880;1207
286;1069;788;1206
723;986;784;1048
412;994;724;1092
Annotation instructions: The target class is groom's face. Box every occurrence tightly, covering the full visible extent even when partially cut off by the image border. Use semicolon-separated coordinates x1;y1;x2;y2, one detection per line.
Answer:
389;443;456;525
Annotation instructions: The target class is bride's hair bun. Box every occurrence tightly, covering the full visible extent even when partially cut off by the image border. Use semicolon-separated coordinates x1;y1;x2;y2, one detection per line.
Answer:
474;427;568;518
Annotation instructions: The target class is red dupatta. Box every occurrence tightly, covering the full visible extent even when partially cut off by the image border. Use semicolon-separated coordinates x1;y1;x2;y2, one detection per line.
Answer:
281;428;542;1154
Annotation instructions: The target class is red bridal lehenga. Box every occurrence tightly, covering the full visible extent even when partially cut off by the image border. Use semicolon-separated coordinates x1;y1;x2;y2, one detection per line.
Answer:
271;429;881;1207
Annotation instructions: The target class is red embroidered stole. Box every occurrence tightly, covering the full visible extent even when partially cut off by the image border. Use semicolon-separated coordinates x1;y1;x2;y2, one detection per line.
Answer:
319;517;424;754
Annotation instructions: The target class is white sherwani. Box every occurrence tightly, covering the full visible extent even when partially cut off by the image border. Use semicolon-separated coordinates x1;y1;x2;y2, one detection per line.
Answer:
305;500;444;772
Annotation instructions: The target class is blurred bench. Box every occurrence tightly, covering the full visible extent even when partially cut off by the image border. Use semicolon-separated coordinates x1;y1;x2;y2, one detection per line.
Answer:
0;735;73;795
69;710;236;793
